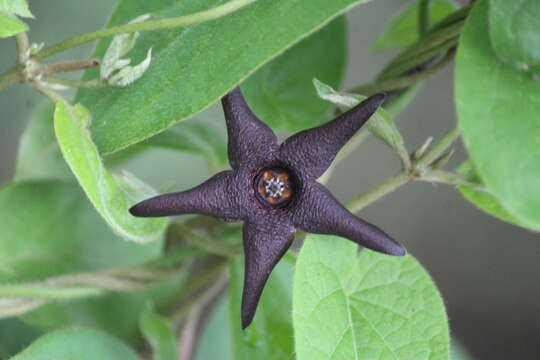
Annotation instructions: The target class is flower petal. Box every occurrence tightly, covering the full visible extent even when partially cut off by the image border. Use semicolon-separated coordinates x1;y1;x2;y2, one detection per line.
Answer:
293;182;406;256
279;93;385;180
240;220;295;329
129;170;242;220
221;87;279;169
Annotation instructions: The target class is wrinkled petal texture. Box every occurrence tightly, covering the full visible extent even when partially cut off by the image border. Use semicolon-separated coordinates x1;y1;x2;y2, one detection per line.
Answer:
130;87;405;329
293;182;405;256
279;93;386;180
222;87;279;169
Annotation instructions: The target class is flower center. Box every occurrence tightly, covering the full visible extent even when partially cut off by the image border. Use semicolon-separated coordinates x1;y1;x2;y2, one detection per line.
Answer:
254;167;296;208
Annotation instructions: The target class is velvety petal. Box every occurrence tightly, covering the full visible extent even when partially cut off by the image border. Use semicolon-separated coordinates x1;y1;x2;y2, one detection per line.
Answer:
279;93;386;180
240;220;295;329
129;170;242;220
293;182;406;256
221;87;279;169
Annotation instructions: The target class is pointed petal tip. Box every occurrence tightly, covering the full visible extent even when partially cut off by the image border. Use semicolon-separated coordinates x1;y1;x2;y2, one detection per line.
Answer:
241;317;251;330
128;202;145;217
381;238;407;257
241;306;254;330
369;92;387;107
390;243;407;257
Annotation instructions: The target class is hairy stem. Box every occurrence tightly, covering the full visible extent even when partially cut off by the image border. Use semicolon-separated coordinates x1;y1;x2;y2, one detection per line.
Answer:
351;50;455;95
44;76;106;88
0;285;104;299
33;0;258;60
40;58;101;74
0;69;21;91
346;172;410;213
416;127;459;168
346;127;460;213
30;82;65;103
15;32;29;64
0;260;188;319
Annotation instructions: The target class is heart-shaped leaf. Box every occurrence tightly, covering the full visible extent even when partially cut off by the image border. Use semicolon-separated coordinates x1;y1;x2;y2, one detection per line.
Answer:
293;235;449;360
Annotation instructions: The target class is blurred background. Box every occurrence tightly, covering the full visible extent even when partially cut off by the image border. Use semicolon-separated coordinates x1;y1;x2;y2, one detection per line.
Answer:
0;0;538;359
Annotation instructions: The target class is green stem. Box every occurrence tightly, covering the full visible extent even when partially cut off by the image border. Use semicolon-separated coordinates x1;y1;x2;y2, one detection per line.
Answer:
44;76;106;88
40;58;101;74
418;0;431;36
416;127;459;168
30;82;65;103
0;69;21;91
421;169;491;192
346;172;410;213
430;4;471;32
346;127;461;213
0;299;46;318
33;0;258;60
15;32;29;64
378;20;463;80
0;285;104;299
351;50;454;95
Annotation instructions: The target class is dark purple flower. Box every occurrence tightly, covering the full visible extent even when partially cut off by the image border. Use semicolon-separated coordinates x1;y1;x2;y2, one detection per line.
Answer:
130;87;406;328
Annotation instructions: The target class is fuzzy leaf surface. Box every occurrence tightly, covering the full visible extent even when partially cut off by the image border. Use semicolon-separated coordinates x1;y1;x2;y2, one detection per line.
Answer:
75;0;372;154
54;102;167;242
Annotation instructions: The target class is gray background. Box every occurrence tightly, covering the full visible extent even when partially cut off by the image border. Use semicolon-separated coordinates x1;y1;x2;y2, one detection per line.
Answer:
0;0;538;359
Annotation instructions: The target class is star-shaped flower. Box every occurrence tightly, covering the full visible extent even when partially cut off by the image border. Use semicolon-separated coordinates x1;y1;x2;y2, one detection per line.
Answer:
130;87;406;328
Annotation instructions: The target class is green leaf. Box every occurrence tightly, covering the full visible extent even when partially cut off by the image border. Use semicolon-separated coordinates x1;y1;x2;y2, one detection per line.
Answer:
457;161;530;229
0;0;33;18
0;181;167;341
314;78;409;165
0;12;28;38
293;235;449;360
14;103;71;182
139;304;178;360
146;116;227;169
242;17;347;132
0;319;41;359
228;257;294;360
76;0;373;154
54;102;167;242
455;0;540;230
372;0;458;51
10;328;139;360
489;0;540;74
